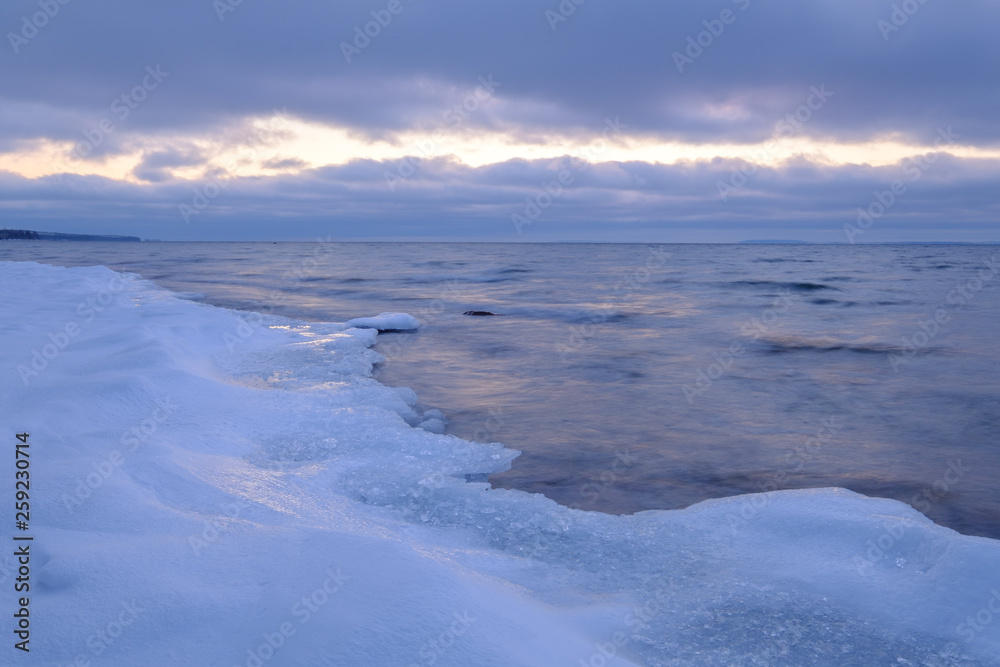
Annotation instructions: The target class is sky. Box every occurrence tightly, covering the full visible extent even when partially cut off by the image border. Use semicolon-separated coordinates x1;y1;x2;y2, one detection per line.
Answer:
1;0;998;242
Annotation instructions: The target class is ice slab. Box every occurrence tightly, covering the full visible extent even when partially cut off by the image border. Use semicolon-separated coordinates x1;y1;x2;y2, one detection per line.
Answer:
345;312;421;331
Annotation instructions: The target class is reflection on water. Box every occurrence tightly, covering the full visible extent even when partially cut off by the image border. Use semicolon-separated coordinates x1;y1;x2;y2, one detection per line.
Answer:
3;241;999;538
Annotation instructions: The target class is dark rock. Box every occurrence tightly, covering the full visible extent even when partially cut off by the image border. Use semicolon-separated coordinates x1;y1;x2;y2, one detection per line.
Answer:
463;311;504;316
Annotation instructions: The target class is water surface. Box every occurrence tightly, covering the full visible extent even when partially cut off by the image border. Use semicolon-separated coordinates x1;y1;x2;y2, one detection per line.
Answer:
4;241;998;537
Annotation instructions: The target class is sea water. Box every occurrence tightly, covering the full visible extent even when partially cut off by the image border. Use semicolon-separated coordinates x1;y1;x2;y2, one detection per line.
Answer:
3;241;998;539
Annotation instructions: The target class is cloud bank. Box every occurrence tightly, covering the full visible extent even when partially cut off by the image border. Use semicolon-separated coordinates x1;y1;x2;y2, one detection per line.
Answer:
1;0;997;240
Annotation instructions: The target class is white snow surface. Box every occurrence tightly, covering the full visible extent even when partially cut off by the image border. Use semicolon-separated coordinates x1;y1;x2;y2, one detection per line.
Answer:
345;312;420;331
1;262;998;666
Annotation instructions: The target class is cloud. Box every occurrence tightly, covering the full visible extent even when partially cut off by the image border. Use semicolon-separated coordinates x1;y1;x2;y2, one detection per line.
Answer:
262;156;308;171
1;0;996;240
2;0;999;147
2;153;998;242
132;145;207;182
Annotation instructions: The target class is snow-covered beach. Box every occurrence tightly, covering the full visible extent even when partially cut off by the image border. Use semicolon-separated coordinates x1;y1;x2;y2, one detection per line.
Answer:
4;0;999;660
3;260;999;666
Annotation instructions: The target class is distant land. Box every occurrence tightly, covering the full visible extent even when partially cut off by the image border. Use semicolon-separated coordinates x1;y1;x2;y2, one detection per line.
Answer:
0;229;141;242
738;240;996;245
739;240;811;244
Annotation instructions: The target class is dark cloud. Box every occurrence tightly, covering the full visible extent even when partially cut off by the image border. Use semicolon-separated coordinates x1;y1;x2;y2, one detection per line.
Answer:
2;0;997;240
2;0;998;145
262;157;308;170
2;154;998;242
132;145;206;182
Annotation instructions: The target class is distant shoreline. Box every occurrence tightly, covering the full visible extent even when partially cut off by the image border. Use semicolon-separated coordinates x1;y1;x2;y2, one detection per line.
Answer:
0;230;996;244
0;229;141;242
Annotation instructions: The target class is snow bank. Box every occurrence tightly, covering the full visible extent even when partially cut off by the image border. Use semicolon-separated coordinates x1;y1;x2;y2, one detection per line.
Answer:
1;261;998;666
345;312;420;331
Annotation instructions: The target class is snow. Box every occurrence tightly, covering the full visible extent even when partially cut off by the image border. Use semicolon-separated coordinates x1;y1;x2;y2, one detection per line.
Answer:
345;312;421;331
2;261;999;666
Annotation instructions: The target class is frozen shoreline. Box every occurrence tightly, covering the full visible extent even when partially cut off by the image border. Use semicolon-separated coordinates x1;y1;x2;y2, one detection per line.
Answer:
2;261;998;666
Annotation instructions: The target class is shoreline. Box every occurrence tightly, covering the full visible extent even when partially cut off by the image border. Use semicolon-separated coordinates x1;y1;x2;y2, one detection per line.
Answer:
3;259;999;664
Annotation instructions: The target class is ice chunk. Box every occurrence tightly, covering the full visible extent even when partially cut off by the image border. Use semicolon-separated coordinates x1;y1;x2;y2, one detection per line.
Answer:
418;418;447;433
345;312;420;331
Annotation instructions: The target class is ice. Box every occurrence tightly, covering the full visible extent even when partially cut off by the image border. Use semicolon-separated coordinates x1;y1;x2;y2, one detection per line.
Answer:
2;261;999;666
418;418;447;434
417;408;448;434
345;312;421;331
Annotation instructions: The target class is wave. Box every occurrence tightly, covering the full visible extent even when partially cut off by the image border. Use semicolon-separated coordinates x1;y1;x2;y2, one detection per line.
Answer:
754;335;936;356
808;298;857;306
402;272;525;285
727;280;841;292
500;306;633;324
752;258;816;263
